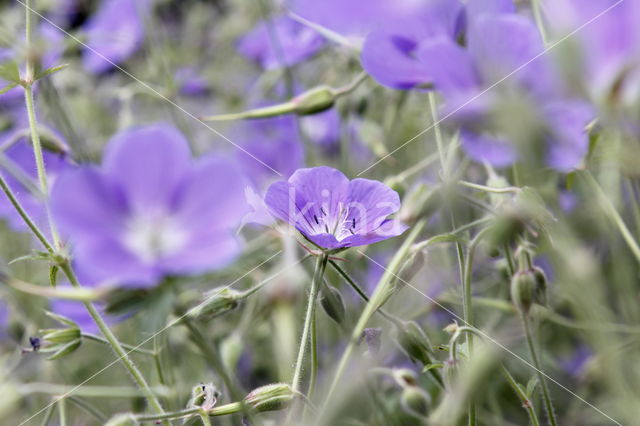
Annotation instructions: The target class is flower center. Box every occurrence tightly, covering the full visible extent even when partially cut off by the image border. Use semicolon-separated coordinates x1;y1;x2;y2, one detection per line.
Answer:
123;212;187;263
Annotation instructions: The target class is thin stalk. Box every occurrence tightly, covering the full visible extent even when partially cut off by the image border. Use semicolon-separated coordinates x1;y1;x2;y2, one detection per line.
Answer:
521;313;558;426
531;0;548;44
57;397;67;426
135;403;244;422
501;365;541;426
584;171;640;264
60;263;169;424
291;253;328;393
321;221;426;416
67;397;107;423
199;410;212;426
458;180;521;194
82;333;156;356
308;312;318;402
39;399;56;426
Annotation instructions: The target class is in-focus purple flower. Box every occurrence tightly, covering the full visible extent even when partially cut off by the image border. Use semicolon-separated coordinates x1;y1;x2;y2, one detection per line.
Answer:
418;10;593;170
237;15;324;69
264;166;407;250
361;0;464;89
82;0;151;74
51;124;248;288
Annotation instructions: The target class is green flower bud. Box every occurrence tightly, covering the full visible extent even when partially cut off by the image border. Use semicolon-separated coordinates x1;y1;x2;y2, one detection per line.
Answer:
532;266;548;306
104;413;139;426
188;288;243;320
244;383;294;413
398;184;441;226
188;383;220;411
395;321;434;366
291;86;335;115
443;359;458;389
511;269;537;314
38;312;82;360
400;386;431;419
486;211;526;249
320;282;346;325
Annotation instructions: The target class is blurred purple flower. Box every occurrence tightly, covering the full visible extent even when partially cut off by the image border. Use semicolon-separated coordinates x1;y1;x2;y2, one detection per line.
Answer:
548;0;640;107
51;124;248;288
559;345;592;379
265;166;407;250
82;0;151;74
361;0;464;89
237;15;324;69
418;11;593;170
289;0;435;39
49;298;110;335
175;66;210;96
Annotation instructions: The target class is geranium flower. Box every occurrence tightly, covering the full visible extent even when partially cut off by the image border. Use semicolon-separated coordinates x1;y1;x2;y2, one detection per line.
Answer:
51;124;248;287
264;166;407;250
82;0;151;74
237;15;324;69
418;10;593;170
360;0;464;89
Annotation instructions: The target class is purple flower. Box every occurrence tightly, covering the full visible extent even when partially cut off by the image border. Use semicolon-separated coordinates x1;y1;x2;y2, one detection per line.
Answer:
264;166;407;250
51;124;248;288
360;0;464;89
49;298;111;335
548;0;640;107
82;0;151;74
418;11;593;170
237;15;325;69
175;66;210;96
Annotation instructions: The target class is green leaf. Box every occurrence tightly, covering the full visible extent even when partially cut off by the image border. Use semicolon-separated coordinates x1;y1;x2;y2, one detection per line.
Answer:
44;311;78;328
47;339;82;360
526;376;539;398
34;63;69;81
422;363;444;373
0;83;17;95
0;61;21;84
49;264;59;288
8;251;52;265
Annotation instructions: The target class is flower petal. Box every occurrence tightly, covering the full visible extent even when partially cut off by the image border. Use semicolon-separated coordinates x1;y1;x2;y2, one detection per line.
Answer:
103;124;192;211
460;129;517;167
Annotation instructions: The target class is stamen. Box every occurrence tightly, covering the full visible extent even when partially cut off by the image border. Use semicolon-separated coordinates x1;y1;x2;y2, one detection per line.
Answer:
314;214;319;225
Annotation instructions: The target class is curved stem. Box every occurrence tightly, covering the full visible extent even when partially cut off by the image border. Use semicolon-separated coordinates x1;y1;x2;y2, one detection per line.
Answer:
522;313;558;426
82;333;156;356
291;253;328;393
135;402;243;422
501;365;541;426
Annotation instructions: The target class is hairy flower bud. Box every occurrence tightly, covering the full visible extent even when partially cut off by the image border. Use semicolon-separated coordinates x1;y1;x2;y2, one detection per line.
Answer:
188;383;220;411
395;321;434;366
188;288;244;320
532;266;548;307
243;383;294;412
511;269;537;314
38;312;82;360
320;282;346;325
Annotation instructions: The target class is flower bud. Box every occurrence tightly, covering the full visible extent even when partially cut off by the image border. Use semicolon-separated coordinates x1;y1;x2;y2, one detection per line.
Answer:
400;386;431;418
243;383;294;413
510;269;537;314
395;321;434;366
291;86;335;115
38;312;82;360
443;359;458;389
188;288;243;320
320;283;346;325
105;414;139;426
188;383;220;411
486;211;526;249
398;184;441;225
532;266;548;306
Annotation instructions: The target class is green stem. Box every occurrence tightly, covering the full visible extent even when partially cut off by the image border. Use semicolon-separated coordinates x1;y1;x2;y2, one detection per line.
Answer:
199;409;212;426
584;171;640;264
531;0;548;44
321;221;426;416
39;399;56;426
521;313;558;426
60;264;169;424
458;180;521;194
135;402;243;422
57;397;67;426
291;253;328;393
82;333;156;356
67;397;107;423
501;365;541;426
